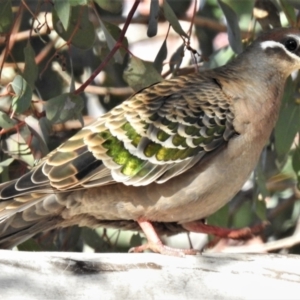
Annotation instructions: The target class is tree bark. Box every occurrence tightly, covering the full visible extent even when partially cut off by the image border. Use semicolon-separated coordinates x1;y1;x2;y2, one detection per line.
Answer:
0;250;300;299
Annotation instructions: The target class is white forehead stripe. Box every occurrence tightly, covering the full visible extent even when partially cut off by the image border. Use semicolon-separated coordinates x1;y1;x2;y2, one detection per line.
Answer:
260;35;300;50
259;39;300;62
260;40;283;49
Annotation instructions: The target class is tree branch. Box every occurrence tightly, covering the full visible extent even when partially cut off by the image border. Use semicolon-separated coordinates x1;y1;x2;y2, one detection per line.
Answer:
1;251;300;299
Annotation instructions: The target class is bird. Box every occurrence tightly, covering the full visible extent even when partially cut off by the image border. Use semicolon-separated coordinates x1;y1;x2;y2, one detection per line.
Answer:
0;27;300;255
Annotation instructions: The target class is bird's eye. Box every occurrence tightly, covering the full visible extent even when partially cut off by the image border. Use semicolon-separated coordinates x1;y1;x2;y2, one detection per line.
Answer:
284;38;298;52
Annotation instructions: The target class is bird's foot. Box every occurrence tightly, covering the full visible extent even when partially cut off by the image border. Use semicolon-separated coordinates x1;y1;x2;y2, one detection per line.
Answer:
183;220;269;240
129;241;198;257
133;219;199;256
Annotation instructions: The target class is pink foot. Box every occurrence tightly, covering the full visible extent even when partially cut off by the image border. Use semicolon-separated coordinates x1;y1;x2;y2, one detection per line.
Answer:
183;220;269;239
131;219;199;256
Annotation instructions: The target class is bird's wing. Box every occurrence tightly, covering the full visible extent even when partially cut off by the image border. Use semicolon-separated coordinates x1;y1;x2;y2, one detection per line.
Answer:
0;73;236;200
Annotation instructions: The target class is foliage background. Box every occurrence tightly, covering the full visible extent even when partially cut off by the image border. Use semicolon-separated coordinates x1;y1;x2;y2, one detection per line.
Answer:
1;0;300;254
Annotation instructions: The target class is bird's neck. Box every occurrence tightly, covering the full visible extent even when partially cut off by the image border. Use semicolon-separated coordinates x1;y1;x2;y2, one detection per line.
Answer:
217;48;287;110
214;50;288;140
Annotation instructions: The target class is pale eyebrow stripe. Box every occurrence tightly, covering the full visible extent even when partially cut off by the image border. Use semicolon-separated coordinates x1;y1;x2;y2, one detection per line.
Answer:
259;39;300;61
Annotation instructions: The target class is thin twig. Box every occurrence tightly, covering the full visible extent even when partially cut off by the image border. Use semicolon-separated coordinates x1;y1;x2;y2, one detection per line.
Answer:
74;0;141;95
52;62;133;97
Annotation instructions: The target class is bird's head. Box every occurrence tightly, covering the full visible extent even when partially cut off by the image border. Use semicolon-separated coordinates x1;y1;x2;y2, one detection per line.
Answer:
218;28;300;83
252;28;300;76
219;28;300;97
216;28;300;117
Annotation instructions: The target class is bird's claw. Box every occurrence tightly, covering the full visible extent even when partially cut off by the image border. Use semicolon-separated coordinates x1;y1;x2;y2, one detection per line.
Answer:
129;241;199;257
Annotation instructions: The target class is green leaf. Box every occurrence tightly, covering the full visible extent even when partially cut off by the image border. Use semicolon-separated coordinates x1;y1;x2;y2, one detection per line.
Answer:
0;158;14;166
52;5;95;50
17;238;44;251
70;0;88;6
0;0;13;34
99;20;124;64
232;201;255;228
23;42;38;89
254;167;268;221
0;158;14;174
25;115;49;156
255;165;270;199
45;93;84;124
154;39;168;73
169;43;184;73
148;0;159;37
95;20;128;67
129;233;143;248
207;204;229;228
280;0;297;24
284;0;300;10
123;57;163;92
11;75;32;114
2;126;35;166
292;147;300;175
53;0;70;31
94;0;122;13
292;147;300;189
0;111;17;129
82;227;107;251
254;198;268;221
275;79;300;156
162;0;188;38
218;0;243;54
207;46;234;69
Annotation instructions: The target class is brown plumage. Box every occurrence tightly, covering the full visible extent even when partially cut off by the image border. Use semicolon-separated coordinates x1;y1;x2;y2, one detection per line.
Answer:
1;28;300;255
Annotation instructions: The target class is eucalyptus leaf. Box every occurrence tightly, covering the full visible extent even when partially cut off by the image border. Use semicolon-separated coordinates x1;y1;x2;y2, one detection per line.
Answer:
129;233;143;248
45;93;84;124
0;158;14;174
53;0;70;31
0;158;14;167
254;170;268;221
207;204;229;228
148;0;159;37
280;0;297;24
2;127;35;166
162;0;188;38
285;0;300;10
207;46;234;69
255;165;270;199
70;0;88;6
154;39;167;73
123;57;163;92
16;239;43;252
275;79;300;156
232;201;256;228
218;0;243;54
292;147;300;176
82;227;107;250
11;75;32;114
94;0;122;13
0;111;17;129
23;42;38;89
52;5;95;50
169;43;184;73
25;116;49;156
99;19;123;64
0;0;13;34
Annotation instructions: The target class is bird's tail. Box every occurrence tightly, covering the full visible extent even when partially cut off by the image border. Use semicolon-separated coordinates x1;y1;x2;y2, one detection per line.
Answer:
0;193;64;248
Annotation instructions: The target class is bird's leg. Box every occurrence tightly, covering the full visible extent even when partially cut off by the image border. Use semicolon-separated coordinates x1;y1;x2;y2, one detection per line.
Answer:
129;219;199;256
182;220;268;239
